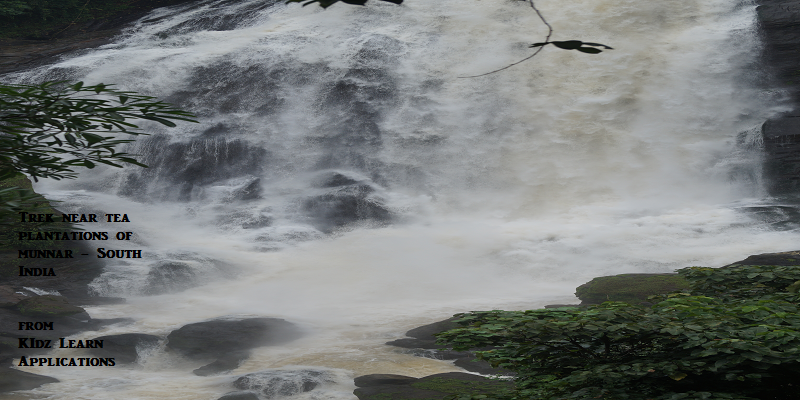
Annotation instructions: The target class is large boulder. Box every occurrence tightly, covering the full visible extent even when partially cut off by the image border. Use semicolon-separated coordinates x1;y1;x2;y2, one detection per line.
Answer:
385;317;503;375
87;333;161;364
575;273;689;305
354;374;418;387
724;250;800;266
757;1;800;103
0;368;58;393
143;261;199;295
166;317;300;360
233;369;333;399
15;295;85;317
760;117;800;195
217;392;260;400
302;172;391;233
193;351;250;376
353;372;511;400
0;286;26;308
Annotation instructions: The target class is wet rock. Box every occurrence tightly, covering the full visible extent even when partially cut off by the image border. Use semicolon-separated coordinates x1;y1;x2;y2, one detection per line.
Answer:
217;392;260;400
385;317;505;374
575;273;689;305
354;374;418;387
384;337;446;350
302;184;391;233
385;317;460;350
233;369;332;398
0;368;58;393
143;261;198;295
353;372;511;400
723;250;800;266
405;317;460;340
194;351;250;376
166;317;300;360
313;171;361;188
87;333;161;364
761;116;800;195
117;135;269;202
757;1;800;103
453;357;510;375
231;178;262;201
0;286;27;308
15;295;85;317
68;296;126;306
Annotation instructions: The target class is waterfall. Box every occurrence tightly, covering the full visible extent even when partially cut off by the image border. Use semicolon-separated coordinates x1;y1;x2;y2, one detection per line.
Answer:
6;0;800;398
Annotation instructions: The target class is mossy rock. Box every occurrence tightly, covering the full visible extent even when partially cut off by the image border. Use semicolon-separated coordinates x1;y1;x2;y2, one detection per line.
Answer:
575;273;690;305
15;295;85;317
354;372;511;400
724;251;800;267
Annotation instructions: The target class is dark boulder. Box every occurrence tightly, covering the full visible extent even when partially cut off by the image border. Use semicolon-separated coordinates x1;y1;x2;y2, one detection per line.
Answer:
385;317;505;375
302;184;391;233
723;250;800;266
166;317;300;360
353;372;511;400
143;261;198;295
453;357;510;375
230;178;262;201
87;333;161;364
217;392;260;400
757;1;800;103
0;368;58;393
405;317;460;340
15;295;85;317
354;374;418;387
0;286;26;308
761;117;800;195
313;171;361;188
233;369;332;398
384;338;447;350
575;273;689;305
193;351;250;376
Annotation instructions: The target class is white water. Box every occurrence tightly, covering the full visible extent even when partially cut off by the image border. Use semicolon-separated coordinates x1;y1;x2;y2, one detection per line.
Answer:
5;0;800;398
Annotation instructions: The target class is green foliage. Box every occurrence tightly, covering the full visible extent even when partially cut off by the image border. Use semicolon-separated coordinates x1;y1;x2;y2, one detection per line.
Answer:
0;0;32;17
530;40;613;54
0;81;196;182
0;80;196;223
285;0;402;9
437;265;800;400
679;265;800;300
0;173;57;231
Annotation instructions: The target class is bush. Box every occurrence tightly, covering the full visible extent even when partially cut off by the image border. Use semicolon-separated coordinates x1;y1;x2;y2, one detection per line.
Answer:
436;265;800;400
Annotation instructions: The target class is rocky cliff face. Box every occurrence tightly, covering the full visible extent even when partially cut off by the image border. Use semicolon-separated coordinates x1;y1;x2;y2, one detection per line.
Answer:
757;1;800;196
0;0;198;74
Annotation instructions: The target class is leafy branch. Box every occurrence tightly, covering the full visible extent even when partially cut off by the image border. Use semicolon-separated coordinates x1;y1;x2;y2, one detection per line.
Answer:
459;0;612;78
285;0;402;8
0;80;197;183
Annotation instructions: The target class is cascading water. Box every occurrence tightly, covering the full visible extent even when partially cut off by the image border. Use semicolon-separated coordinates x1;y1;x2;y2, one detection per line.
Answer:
5;0;800;398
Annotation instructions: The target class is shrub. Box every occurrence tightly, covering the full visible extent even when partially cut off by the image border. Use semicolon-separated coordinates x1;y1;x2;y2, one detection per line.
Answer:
437;265;800;400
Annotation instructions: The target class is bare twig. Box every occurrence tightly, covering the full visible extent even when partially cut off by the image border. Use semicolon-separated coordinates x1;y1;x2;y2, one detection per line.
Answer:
458;0;553;78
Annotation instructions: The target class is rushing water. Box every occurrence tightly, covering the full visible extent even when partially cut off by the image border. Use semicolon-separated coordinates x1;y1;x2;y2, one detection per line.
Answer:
5;0;800;398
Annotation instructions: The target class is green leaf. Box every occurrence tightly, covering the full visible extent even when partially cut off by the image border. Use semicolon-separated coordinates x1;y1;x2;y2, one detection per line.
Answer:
576;47;602;54
551;40;583;50
582;42;614;49
669;372;688;381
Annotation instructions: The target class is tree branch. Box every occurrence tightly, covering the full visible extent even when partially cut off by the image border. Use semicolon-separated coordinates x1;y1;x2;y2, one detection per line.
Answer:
458;0;553;78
